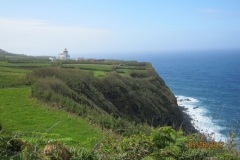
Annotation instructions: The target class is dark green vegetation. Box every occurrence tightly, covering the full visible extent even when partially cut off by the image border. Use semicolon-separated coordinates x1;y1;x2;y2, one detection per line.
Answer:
0;49;239;159
29;66;183;130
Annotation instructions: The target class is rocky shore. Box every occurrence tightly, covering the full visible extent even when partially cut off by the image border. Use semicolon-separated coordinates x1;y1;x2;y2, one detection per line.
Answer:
176;97;199;134
179;105;199;134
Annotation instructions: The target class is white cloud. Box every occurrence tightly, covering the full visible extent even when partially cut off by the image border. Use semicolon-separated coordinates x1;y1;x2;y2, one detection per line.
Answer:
0;17;112;56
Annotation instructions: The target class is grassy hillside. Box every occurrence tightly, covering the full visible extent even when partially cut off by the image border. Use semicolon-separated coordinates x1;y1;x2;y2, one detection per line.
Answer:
29;66;185;131
0;86;104;148
0;57;105;149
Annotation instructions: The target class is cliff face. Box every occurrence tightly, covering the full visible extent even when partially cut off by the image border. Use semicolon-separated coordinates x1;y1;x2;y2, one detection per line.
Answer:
30;65;188;131
98;69;183;129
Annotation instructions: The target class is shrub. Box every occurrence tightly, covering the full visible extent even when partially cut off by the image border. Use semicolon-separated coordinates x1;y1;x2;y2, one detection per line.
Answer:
130;70;150;78
43;142;71;160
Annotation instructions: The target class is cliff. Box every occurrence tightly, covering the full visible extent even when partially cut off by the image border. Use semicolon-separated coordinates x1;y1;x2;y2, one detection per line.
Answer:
29;64;195;133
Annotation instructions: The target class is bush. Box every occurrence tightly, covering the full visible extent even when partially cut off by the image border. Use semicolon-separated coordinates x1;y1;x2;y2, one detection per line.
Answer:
43;142;71;160
130;70;150;78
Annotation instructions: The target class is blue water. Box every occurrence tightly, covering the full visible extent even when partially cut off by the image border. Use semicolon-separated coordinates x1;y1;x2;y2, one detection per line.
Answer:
130;50;240;147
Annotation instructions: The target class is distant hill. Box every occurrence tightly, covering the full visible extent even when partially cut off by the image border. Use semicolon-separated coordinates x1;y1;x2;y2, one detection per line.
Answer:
0;48;50;59
1;48;13;54
0;48;9;54
0;48;27;57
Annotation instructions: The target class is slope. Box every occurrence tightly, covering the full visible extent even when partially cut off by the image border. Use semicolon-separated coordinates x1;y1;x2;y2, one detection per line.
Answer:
0;86;104;148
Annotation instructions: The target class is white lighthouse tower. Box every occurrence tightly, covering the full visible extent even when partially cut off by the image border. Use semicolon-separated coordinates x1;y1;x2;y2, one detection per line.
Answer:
57;48;70;60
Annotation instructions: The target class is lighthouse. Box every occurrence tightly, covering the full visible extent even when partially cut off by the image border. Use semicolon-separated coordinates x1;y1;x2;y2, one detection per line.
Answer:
57;48;70;60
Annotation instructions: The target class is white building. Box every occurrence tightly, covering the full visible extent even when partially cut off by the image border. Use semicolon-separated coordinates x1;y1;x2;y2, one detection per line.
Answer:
49;56;56;62
57;48;70;60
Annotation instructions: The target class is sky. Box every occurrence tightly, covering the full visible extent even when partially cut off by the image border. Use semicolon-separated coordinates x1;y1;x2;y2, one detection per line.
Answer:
0;0;240;58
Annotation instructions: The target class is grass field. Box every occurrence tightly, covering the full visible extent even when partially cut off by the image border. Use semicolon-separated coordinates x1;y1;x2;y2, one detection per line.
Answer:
0;61;53;67
4;55;28;59
63;63;147;76
63;63;113;71
93;70;107;77
0;67;32;87
0;58;148;81
0;86;104;148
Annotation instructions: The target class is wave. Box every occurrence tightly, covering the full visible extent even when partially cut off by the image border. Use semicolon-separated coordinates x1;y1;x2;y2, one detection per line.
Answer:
176;95;228;142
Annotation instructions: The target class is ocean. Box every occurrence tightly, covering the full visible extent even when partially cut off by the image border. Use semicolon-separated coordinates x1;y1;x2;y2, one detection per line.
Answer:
132;50;240;147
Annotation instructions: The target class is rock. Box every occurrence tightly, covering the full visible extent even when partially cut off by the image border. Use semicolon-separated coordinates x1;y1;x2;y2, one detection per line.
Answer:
178;106;188;111
178;98;191;102
193;106;198;109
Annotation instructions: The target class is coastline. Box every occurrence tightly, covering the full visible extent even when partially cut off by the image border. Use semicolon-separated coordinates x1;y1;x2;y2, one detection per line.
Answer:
176;95;227;142
180;106;198;134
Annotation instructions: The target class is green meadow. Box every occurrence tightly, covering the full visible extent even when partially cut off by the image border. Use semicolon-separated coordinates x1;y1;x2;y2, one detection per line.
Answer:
93;70;107;77
0;86;104;148
0;67;32;87
0;61;52;67
62;63;113;71
62;62;148;76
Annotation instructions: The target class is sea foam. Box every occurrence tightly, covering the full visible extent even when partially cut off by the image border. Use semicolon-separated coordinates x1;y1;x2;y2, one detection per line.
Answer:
176;95;227;142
